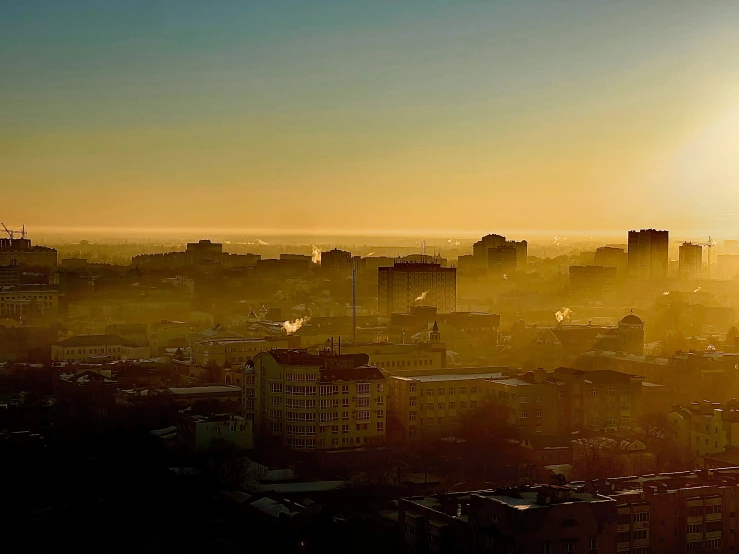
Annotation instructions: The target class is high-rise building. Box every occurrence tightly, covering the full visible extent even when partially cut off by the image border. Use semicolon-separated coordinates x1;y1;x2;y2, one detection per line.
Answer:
594;246;628;277
679;242;703;278
472;233;527;271
488;245;517;276
569;265;618;296
628;229;669;279
319;248;353;274
378;261;456;316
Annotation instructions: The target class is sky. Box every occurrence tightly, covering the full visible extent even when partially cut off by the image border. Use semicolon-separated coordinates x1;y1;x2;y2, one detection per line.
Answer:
2;0;739;239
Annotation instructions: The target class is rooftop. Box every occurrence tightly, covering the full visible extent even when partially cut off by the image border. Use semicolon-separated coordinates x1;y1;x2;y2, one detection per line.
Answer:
56;334;134;347
392;372;503;383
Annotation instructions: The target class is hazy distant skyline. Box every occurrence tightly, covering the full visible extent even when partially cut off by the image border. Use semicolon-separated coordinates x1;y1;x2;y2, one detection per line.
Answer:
3;1;739;236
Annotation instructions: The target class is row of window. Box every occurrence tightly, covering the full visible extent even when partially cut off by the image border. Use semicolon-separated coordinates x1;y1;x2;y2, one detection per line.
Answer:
418;386;479;396
411;399;478;410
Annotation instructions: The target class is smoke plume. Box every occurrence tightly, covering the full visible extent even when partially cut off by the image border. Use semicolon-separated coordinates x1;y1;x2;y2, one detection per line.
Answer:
555;307;572;323
283;317;309;334
415;290;429;302
311;245;322;264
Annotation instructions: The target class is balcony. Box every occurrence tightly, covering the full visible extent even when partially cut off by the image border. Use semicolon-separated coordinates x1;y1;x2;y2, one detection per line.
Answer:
617;524;631;532
706;513;722;522
706;531;722;540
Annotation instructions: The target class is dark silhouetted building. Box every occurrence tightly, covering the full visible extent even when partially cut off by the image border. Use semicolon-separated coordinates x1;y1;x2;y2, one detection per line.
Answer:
378;261;456;316
569;265;618;296
488;245;517;276
594;246;628;277
679;242;703;278
628;229;669;279
0;237;57;268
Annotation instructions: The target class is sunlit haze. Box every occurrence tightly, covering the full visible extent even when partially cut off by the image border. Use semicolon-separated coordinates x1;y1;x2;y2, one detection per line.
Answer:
3;1;739;237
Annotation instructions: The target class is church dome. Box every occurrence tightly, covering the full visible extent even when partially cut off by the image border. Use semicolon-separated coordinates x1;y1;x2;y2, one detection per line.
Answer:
620;314;643;325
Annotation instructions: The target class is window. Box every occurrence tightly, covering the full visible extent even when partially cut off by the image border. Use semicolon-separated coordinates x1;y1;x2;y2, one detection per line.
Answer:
536;410;542;418
341;424;349;434
342;411;349;420
410;411;417;421
376;383;384;392
460;402;467;410
377;421;384;432
342;398;349;407
566;541;573;553
633;530;648;541
409;397;417;407
409;383;416;393
621;416;631;424
357;383;370;395
437;417;444;425
521;396;529;404
559;391;565;400
409;426;416;436
706;504;722;515
536;395;542;403
591;390;598;397
332;425;338;434
342;385;349;394
377;396;385;405
687;523;703;534
376;409;384;418
358;397;370;408
449;388;456;395
449;402;456;410
427;418;434;425
589;537;597;550
471;387;478;394
687;541;703;551
269;382;283;393
460;387;467;394
356;410;371;420
520;411;528;419
438;403;444;410
438;388;444;396
591;418;598;426
427;390;434;396
634;512;650;522
706;539;722;550
470;401;477;409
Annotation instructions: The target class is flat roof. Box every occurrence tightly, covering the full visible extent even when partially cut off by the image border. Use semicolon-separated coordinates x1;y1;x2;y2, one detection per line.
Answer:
392;372;503;383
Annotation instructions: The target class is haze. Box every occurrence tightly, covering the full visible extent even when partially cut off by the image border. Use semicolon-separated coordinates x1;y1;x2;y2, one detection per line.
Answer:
2;1;739;236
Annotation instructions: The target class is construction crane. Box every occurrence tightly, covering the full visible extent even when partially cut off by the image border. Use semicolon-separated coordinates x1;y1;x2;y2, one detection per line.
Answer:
1;223;27;240
676;236;717;277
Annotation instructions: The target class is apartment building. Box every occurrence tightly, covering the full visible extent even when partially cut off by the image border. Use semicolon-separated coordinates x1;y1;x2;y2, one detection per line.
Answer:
607;468;739;554
333;340;446;373
245;350;386;451
387;370;502;442
485;368;565;435
668;401;739;460
399;484;617;554
555;368;643;433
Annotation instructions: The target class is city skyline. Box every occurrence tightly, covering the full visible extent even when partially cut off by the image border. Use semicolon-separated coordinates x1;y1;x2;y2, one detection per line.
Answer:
3;1;739;235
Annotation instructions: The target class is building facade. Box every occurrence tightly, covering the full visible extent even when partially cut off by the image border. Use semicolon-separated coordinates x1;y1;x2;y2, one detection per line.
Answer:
378;261;456;316
244;350;387;451
628;229;669;279
0;286;59;318
52;334;151;362
680;242;703;279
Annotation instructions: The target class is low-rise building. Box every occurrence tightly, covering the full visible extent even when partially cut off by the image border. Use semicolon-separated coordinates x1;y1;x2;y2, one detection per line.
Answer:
387;369;502;442
0;285;59;318
191;336;290;366
147;320;197;355
52;334;150;362
177;412;253;451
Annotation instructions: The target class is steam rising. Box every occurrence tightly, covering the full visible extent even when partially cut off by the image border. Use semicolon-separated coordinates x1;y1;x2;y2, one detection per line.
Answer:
663;291;670;296
694;286;702;293
283;317;309;334
555;307;572;323
415;290;429;302
503;274;508;280
311;245;322;264
367;252;375;256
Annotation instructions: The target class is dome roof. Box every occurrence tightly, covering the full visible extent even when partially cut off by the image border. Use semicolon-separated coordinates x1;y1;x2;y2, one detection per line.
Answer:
620;314;643;325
